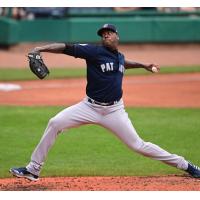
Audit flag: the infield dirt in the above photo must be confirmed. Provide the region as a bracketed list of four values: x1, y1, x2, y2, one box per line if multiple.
[1, 175, 200, 191]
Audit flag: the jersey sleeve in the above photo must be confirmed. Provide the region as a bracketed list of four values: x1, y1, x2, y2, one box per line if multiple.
[63, 43, 97, 60]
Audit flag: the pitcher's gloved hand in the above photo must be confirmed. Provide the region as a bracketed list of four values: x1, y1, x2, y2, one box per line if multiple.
[27, 52, 50, 79]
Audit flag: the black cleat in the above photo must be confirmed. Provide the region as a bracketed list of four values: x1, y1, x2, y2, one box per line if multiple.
[9, 167, 39, 181]
[186, 162, 200, 178]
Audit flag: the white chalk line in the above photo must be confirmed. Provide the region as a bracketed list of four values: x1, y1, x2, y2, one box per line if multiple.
[0, 83, 22, 91]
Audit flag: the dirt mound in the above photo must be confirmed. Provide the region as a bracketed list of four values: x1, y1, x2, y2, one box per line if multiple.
[1, 175, 200, 191]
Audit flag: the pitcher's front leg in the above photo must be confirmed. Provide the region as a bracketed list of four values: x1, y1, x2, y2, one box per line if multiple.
[27, 101, 99, 176]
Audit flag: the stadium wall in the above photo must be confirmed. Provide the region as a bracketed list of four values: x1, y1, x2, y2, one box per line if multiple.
[0, 15, 200, 45]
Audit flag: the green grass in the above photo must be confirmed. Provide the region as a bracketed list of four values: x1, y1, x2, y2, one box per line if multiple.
[0, 106, 199, 178]
[0, 65, 200, 81]
[0, 68, 86, 81]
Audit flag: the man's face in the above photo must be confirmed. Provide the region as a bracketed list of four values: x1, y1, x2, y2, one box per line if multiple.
[101, 30, 119, 49]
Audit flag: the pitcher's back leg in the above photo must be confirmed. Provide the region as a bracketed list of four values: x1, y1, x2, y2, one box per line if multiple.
[100, 108, 188, 170]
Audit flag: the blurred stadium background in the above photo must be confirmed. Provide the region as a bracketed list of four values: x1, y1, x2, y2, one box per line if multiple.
[0, 7, 200, 68]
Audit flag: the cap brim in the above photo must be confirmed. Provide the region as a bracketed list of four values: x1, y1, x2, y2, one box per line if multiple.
[97, 28, 117, 37]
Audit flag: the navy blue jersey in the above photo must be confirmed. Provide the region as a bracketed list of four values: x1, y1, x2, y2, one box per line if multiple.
[63, 44, 125, 102]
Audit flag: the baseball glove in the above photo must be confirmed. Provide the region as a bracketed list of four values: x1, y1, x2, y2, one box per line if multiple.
[27, 52, 50, 79]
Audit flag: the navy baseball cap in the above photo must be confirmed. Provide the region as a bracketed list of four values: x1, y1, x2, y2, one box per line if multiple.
[97, 24, 118, 36]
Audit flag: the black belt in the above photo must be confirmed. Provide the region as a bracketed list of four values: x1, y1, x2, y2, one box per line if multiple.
[87, 98, 119, 106]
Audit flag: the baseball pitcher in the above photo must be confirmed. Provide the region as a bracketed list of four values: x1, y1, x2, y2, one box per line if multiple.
[10, 24, 200, 181]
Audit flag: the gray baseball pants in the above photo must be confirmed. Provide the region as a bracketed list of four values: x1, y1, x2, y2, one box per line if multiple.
[26, 98, 188, 176]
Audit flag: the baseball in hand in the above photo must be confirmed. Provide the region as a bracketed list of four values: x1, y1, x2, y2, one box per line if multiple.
[152, 66, 158, 73]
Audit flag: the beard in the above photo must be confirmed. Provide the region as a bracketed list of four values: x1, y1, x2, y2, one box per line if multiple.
[102, 39, 118, 50]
